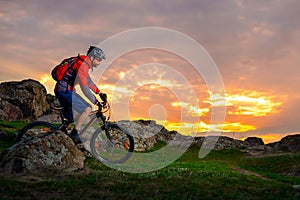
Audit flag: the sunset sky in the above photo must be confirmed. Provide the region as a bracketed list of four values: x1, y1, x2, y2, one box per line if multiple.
[1, 0, 300, 143]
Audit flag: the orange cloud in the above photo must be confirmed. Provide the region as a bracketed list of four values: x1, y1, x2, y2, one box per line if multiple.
[171, 101, 209, 116]
[162, 120, 256, 135]
[204, 90, 283, 117]
[226, 91, 282, 116]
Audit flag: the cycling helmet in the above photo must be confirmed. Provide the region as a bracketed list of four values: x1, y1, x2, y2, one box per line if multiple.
[87, 46, 106, 60]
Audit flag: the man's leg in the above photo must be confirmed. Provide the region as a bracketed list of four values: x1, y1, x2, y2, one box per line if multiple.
[55, 90, 74, 123]
[72, 93, 92, 139]
[55, 90, 83, 144]
[75, 106, 92, 134]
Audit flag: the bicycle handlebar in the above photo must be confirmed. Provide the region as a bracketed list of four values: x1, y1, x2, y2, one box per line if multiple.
[97, 101, 108, 108]
[90, 101, 111, 116]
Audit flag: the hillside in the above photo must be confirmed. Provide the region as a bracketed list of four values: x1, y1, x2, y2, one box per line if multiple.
[1, 121, 300, 199]
[0, 141, 299, 199]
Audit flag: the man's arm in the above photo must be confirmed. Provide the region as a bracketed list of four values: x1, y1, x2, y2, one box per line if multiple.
[87, 76, 100, 94]
[77, 64, 98, 104]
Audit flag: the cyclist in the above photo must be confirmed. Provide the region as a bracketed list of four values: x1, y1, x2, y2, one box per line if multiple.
[54, 46, 107, 144]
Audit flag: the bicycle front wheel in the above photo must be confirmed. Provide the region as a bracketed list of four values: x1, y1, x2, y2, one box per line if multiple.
[90, 123, 134, 164]
[16, 121, 56, 142]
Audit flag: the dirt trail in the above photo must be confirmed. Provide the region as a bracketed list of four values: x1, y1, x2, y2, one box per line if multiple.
[231, 166, 271, 180]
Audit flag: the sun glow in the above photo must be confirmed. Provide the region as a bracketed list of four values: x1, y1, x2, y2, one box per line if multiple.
[163, 120, 256, 135]
[119, 72, 126, 79]
[98, 84, 131, 103]
[171, 101, 209, 116]
[137, 79, 175, 89]
[108, 87, 283, 135]
[205, 90, 283, 116]
[39, 74, 55, 94]
[226, 92, 282, 116]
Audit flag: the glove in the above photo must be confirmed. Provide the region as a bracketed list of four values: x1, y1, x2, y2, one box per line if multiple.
[95, 99, 100, 106]
[99, 93, 107, 102]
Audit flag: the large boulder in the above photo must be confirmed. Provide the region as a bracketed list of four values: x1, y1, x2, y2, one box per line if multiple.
[245, 137, 264, 146]
[117, 120, 176, 151]
[0, 79, 50, 120]
[0, 131, 85, 175]
[0, 97, 23, 120]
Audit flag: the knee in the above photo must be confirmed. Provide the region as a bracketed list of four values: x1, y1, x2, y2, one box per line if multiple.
[85, 106, 92, 114]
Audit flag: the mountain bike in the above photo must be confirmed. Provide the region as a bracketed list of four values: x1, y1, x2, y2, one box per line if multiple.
[16, 102, 134, 164]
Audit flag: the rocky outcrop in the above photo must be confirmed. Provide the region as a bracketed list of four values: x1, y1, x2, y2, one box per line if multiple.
[117, 120, 176, 151]
[87, 120, 300, 154]
[196, 135, 300, 154]
[0, 79, 50, 121]
[45, 94, 60, 114]
[193, 136, 268, 155]
[267, 134, 300, 153]
[0, 131, 85, 175]
[245, 137, 264, 146]
[194, 136, 249, 150]
[107, 121, 300, 154]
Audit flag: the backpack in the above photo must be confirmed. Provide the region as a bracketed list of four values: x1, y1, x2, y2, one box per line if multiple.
[51, 56, 77, 82]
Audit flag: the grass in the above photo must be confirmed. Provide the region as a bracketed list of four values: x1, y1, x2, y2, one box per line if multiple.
[0, 120, 28, 151]
[0, 122, 300, 199]
[239, 153, 300, 185]
[1, 150, 299, 199]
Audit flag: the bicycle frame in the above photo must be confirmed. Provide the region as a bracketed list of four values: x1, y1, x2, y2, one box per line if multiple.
[51, 102, 111, 141]
[78, 103, 111, 140]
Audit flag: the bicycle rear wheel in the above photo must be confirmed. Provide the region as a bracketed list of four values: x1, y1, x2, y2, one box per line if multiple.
[16, 121, 56, 142]
[90, 123, 134, 164]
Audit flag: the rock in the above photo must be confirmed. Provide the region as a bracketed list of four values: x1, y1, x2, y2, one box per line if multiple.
[244, 145, 269, 155]
[194, 136, 248, 150]
[0, 131, 85, 175]
[45, 94, 60, 114]
[0, 79, 49, 121]
[0, 97, 23, 120]
[194, 134, 300, 154]
[116, 120, 176, 151]
[245, 137, 264, 146]
[267, 134, 300, 153]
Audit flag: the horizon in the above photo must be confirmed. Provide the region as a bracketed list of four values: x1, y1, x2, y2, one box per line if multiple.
[1, 0, 300, 144]
[0, 77, 298, 144]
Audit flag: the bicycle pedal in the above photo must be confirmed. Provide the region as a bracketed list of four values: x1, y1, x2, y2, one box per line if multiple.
[76, 143, 85, 149]
[81, 148, 92, 157]
[82, 149, 92, 157]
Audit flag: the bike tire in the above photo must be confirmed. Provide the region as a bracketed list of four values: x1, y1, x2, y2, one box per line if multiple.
[16, 121, 56, 142]
[90, 123, 134, 164]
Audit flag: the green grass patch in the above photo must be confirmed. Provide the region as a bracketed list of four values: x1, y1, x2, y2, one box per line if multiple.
[179, 145, 246, 164]
[0, 120, 29, 130]
[239, 153, 300, 185]
[0, 120, 29, 151]
[1, 156, 299, 200]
